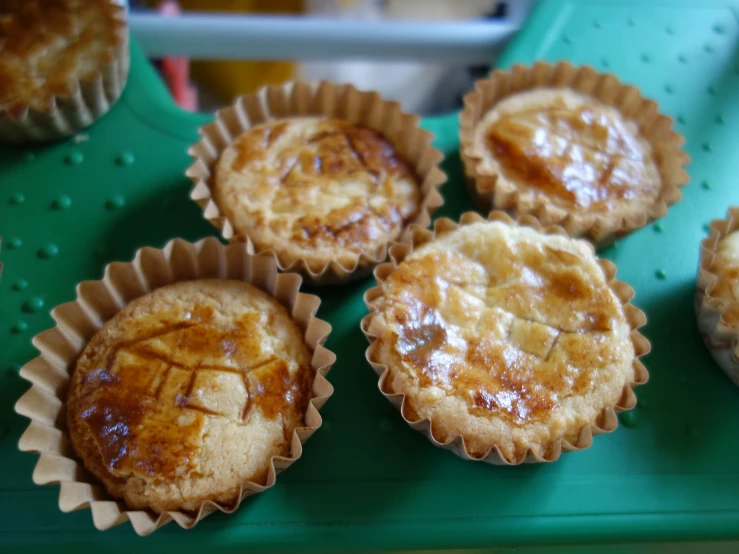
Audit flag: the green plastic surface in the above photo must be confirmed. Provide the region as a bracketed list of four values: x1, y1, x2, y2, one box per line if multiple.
[2, 0, 739, 551]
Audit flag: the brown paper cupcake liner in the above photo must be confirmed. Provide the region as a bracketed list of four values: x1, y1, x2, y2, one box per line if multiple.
[0, 4, 130, 144]
[14, 237, 336, 535]
[696, 206, 739, 386]
[361, 210, 650, 465]
[459, 61, 689, 246]
[186, 80, 446, 285]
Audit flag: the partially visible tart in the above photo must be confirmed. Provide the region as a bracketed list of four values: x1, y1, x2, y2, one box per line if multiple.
[460, 62, 689, 245]
[214, 117, 421, 273]
[364, 214, 648, 463]
[0, 0, 128, 142]
[696, 208, 739, 386]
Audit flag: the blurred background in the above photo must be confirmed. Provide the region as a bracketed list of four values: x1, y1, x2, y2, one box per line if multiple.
[127, 0, 531, 115]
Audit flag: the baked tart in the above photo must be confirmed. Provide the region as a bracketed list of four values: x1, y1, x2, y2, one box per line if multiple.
[188, 81, 446, 284]
[363, 211, 649, 464]
[460, 62, 689, 245]
[697, 207, 739, 386]
[0, 0, 129, 143]
[15, 239, 335, 535]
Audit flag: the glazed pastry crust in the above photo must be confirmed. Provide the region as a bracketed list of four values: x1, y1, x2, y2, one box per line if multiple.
[0, 0, 124, 116]
[214, 117, 421, 273]
[368, 221, 635, 462]
[67, 280, 314, 513]
[471, 88, 661, 220]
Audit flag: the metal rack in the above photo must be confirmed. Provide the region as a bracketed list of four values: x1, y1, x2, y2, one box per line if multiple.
[128, 1, 534, 63]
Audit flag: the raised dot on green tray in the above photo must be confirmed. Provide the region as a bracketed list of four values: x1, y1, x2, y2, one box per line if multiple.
[707, 85, 717, 95]
[13, 279, 28, 290]
[703, 141, 713, 152]
[593, 19, 601, 28]
[665, 25, 674, 35]
[12, 279, 28, 291]
[653, 222, 664, 232]
[9, 192, 24, 205]
[656, 269, 667, 279]
[664, 84, 674, 94]
[677, 115, 686, 124]
[51, 195, 72, 209]
[715, 114, 725, 124]
[562, 34, 572, 44]
[601, 58, 610, 68]
[116, 151, 135, 166]
[11, 321, 28, 334]
[620, 411, 638, 428]
[627, 16, 635, 26]
[65, 151, 84, 165]
[641, 53, 651, 63]
[105, 195, 125, 210]
[38, 244, 59, 259]
[703, 222, 711, 232]
[23, 297, 44, 313]
[701, 180, 711, 190]
[713, 24, 725, 34]
[8, 237, 22, 249]
[704, 44, 714, 53]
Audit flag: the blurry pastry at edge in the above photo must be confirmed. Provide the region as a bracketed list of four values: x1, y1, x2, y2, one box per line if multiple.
[697, 207, 739, 387]
[0, 0, 128, 142]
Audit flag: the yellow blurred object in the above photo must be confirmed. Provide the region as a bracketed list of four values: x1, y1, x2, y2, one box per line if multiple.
[179, 0, 304, 100]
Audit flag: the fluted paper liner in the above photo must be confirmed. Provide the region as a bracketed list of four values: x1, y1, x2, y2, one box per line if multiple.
[459, 61, 689, 246]
[14, 237, 336, 535]
[186, 80, 446, 285]
[696, 206, 739, 386]
[0, 3, 130, 143]
[361, 211, 650, 465]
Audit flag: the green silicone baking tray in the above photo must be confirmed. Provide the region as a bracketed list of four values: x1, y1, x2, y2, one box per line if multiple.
[2, 0, 739, 551]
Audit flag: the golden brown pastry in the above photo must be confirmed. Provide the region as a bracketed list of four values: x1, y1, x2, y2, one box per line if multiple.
[459, 62, 689, 245]
[696, 207, 739, 386]
[213, 117, 422, 273]
[366, 216, 646, 463]
[473, 88, 660, 218]
[0, 0, 128, 142]
[66, 279, 315, 513]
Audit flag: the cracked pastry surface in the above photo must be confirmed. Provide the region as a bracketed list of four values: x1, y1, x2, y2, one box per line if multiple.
[214, 117, 421, 272]
[471, 88, 661, 218]
[368, 221, 635, 462]
[67, 280, 314, 513]
[0, 0, 123, 116]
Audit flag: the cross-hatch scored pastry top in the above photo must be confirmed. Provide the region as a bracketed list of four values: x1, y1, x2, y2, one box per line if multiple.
[369, 221, 635, 463]
[66, 280, 315, 514]
[214, 117, 421, 272]
[473, 88, 661, 214]
[0, 0, 123, 115]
